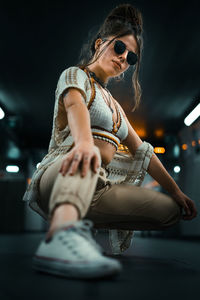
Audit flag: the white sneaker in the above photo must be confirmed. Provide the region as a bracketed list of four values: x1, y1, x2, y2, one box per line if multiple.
[32, 220, 122, 279]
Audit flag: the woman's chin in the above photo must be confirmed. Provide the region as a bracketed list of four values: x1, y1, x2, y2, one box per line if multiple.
[106, 68, 120, 78]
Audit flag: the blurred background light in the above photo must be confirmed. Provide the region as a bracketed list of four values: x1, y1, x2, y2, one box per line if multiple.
[0, 106, 5, 119]
[135, 128, 147, 138]
[173, 144, 180, 158]
[154, 128, 164, 138]
[154, 147, 165, 154]
[184, 103, 200, 126]
[7, 145, 21, 159]
[182, 144, 188, 150]
[6, 165, 19, 173]
[174, 166, 181, 173]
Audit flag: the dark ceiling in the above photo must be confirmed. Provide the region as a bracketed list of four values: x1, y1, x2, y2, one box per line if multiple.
[0, 0, 200, 151]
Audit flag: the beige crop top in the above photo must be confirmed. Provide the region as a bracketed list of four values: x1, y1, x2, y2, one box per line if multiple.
[58, 66, 128, 150]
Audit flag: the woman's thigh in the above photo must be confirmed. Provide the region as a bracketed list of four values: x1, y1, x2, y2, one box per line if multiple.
[86, 184, 182, 230]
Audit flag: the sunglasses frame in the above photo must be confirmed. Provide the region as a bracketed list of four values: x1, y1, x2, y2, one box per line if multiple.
[113, 40, 138, 66]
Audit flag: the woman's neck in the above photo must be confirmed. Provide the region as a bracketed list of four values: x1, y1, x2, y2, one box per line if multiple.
[87, 64, 108, 85]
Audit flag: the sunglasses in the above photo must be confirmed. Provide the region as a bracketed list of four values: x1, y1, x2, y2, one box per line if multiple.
[113, 40, 138, 66]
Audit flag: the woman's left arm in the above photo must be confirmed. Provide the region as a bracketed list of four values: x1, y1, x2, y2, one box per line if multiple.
[117, 101, 198, 221]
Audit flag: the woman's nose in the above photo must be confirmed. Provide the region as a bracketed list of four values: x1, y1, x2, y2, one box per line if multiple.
[118, 50, 128, 62]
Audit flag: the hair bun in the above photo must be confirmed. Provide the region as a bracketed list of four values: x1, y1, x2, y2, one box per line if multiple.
[106, 3, 143, 35]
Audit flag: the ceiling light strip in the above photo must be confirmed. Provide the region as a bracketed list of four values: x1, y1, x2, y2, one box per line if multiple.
[184, 103, 200, 126]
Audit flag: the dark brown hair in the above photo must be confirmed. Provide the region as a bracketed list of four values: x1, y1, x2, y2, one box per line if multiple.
[78, 3, 143, 112]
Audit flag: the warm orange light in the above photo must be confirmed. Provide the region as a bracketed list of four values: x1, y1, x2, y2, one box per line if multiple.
[182, 144, 188, 150]
[144, 180, 160, 189]
[192, 141, 196, 147]
[27, 178, 31, 185]
[154, 147, 165, 154]
[128, 118, 147, 138]
[154, 129, 164, 138]
[135, 128, 147, 138]
[198, 139, 200, 145]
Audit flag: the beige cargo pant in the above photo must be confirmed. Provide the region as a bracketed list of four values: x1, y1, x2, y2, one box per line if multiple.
[38, 146, 181, 230]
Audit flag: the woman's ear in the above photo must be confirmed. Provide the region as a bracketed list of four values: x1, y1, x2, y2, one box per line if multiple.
[94, 38, 103, 50]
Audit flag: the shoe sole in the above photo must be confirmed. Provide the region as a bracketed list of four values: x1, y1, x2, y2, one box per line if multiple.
[32, 256, 122, 279]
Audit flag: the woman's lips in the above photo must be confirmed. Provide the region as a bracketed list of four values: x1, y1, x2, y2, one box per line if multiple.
[112, 60, 121, 69]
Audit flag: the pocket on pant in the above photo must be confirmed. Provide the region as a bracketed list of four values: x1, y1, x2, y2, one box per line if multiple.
[90, 167, 110, 206]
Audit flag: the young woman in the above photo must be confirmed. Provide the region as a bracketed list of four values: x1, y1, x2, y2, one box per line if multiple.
[23, 3, 197, 279]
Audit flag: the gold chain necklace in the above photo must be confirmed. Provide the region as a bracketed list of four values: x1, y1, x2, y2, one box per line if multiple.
[85, 67, 114, 113]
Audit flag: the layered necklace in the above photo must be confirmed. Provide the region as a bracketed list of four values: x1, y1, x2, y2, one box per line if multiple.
[86, 67, 114, 114]
[86, 68, 107, 89]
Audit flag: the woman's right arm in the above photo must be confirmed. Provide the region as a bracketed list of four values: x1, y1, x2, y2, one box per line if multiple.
[59, 88, 100, 177]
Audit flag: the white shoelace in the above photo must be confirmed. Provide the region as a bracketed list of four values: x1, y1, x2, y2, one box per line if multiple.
[61, 220, 103, 254]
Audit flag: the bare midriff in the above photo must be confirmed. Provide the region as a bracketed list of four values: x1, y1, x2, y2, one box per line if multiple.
[93, 138, 116, 166]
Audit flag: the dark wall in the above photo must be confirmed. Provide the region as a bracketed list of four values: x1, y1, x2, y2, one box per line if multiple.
[0, 180, 26, 232]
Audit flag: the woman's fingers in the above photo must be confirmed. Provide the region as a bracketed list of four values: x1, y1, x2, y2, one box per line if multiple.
[59, 152, 93, 177]
[68, 153, 82, 176]
[182, 199, 198, 220]
[186, 199, 198, 218]
[184, 202, 191, 216]
[59, 147, 101, 177]
[59, 155, 72, 175]
[81, 151, 100, 177]
[81, 154, 91, 177]
[172, 190, 198, 221]
[92, 154, 101, 173]
[59, 153, 81, 176]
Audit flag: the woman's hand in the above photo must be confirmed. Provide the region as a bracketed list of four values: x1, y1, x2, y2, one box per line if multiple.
[59, 142, 100, 177]
[171, 189, 198, 221]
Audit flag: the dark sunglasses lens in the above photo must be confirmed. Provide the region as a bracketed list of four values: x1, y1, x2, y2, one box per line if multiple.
[114, 40, 126, 54]
[127, 51, 138, 65]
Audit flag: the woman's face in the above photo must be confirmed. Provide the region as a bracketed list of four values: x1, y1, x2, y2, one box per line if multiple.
[94, 34, 138, 79]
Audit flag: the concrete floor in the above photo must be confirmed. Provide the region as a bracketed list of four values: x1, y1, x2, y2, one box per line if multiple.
[0, 231, 200, 300]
